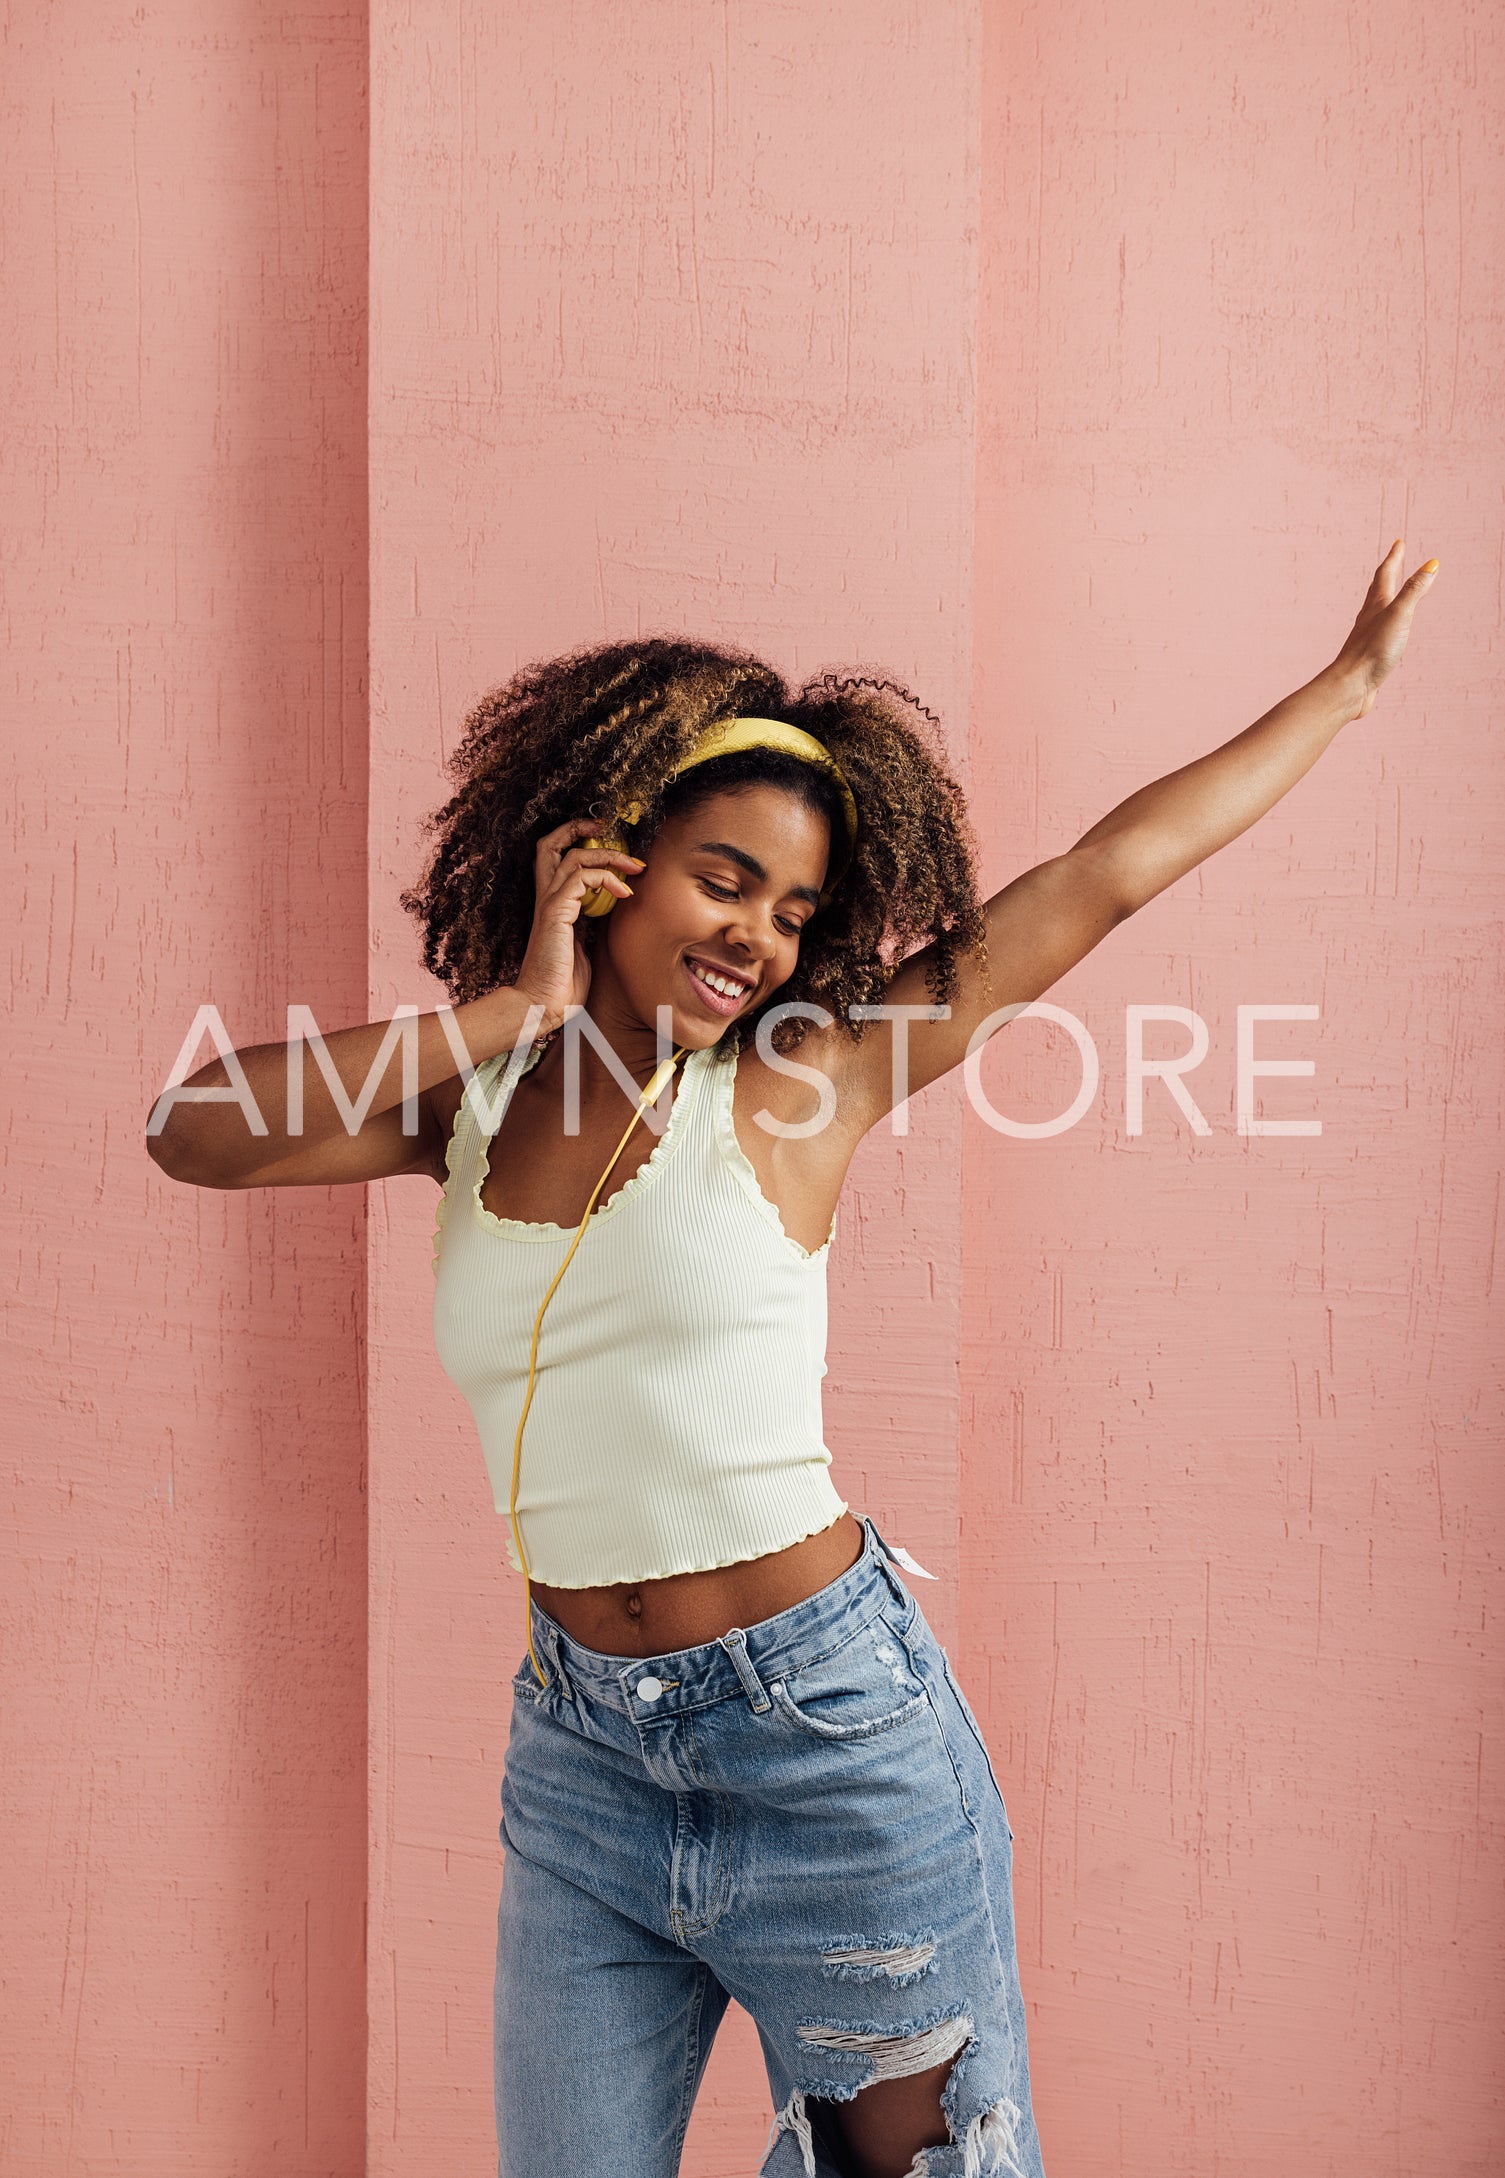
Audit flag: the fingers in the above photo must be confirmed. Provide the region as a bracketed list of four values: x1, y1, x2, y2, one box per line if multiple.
[547, 843, 645, 905]
[534, 819, 645, 891]
[1363, 541, 1440, 621]
[1365, 537, 1405, 610]
[563, 843, 645, 879]
[1386, 558, 1441, 624]
[574, 867, 635, 903]
[534, 814, 624, 862]
[538, 815, 605, 851]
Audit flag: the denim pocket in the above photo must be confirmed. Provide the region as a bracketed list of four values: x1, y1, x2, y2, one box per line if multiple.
[767, 1617, 932, 1742]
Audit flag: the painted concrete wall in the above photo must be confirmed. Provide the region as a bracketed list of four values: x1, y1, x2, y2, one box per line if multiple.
[2, 5, 368, 2174]
[965, 1, 1505, 2171]
[6, 2, 1500, 2174]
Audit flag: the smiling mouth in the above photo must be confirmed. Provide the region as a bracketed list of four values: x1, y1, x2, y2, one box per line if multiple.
[684, 956, 756, 1015]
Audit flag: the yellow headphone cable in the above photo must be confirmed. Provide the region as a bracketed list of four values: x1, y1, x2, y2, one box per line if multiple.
[507, 1044, 687, 1687]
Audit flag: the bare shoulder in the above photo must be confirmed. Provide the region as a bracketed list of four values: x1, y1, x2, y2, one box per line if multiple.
[730, 1024, 848, 1127]
[728, 1026, 868, 1234]
[733, 1012, 886, 1139]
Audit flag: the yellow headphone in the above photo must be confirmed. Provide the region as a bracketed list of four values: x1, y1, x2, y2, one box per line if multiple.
[579, 715, 858, 917]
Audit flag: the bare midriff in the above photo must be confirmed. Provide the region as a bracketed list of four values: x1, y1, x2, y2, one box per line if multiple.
[530, 1509, 865, 1659]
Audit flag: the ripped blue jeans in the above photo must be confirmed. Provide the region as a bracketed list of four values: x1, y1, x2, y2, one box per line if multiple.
[495, 1518, 1047, 2177]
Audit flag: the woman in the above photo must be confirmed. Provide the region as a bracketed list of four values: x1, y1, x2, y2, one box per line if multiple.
[149, 543, 1436, 2178]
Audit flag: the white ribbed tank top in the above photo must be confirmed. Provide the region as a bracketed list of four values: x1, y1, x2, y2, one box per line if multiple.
[430, 1041, 849, 1588]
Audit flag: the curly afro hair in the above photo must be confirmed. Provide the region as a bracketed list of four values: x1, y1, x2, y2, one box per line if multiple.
[400, 636, 988, 1051]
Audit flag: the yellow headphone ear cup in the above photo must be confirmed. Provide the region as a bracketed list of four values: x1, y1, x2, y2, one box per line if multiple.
[579, 828, 627, 917]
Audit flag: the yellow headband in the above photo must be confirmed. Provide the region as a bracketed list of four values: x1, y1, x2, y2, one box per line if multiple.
[665, 715, 858, 905]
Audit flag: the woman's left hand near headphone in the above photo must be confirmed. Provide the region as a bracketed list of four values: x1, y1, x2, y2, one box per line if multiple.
[511, 818, 645, 1032]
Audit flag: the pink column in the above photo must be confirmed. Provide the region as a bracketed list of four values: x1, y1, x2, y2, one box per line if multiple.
[366, 3, 979, 2169]
[967, 1, 1504, 2170]
[1, 4, 368, 2173]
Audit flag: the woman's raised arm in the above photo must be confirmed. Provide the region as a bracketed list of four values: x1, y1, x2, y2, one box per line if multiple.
[836, 541, 1440, 1124]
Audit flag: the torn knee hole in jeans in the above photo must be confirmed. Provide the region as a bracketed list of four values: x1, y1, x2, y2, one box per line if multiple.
[766, 2017, 1030, 2178]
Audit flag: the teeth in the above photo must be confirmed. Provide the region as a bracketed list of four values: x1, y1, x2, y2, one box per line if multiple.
[691, 961, 748, 1000]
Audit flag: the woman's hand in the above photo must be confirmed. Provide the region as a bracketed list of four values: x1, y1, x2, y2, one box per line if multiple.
[1332, 540, 1440, 720]
[512, 818, 645, 1030]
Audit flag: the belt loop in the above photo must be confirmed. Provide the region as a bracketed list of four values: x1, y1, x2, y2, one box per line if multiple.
[719, 1627, 773, 1714]
[544, 1620, 576, 1703]
[865, 1518, 912, 1607]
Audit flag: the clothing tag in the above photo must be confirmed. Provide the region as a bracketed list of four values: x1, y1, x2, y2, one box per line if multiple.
[888, 1543, 939, 1580]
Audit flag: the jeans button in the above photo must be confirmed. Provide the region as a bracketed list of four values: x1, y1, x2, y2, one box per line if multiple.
[636, 1675, 664, 1702]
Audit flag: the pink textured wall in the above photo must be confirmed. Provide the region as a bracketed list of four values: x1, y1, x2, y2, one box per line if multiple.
[366, 5, 977, 2169]
[965, 1, 1504, 2172]
[3, 7, 368, 2173]
[7, 3, 1501, 2174]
